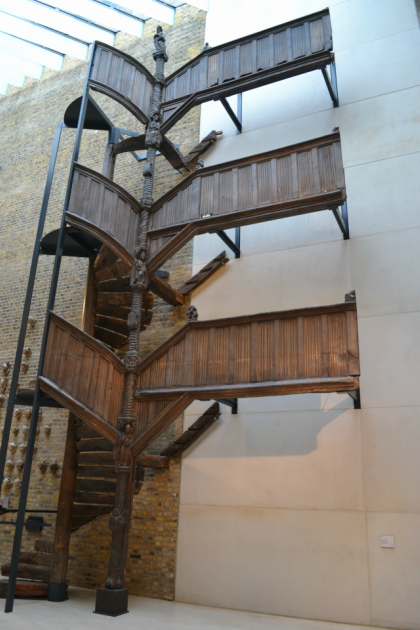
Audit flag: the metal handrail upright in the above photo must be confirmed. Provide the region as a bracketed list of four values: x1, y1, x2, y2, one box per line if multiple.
[0, 121, 64, 490]
[4, 41, 97, 613]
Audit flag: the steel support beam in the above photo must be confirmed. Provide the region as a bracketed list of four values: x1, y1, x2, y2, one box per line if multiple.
[215, 229, 240, 258]
[331, 203, 349, 240]
[321, 61, 339, 108]
[4, 43, 96, 615]
[215, 95, 242, 133]
[348, 388, 360, 410]
[215, 398, 238, 414]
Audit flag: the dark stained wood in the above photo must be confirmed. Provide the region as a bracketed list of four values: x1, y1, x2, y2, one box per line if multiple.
[1, 563, 51, 582]
[77, 465, 115, 479]
[77, 437, 114, 452]
[178, 251, 229, 296]
[135, 301, 360, 401]
[132, 393, 193, 456]
[76, 478, 116, 493]
[136, 454, 169, 469]
[77, 452, 114, 465]
[161, 402, 220, 458]
[94, 326, 127, 349]
[67, 163, 142, 267]
[112, 134, 146, 156]
[147, 135, 345, 271]
[184, 130, 222, 165]
[94, 246, 119, 273]
[74, 492, 115, 505]
[149, 274, 184, 307]
[35, 540, 54, 554]
[72, 505, 112, 518]
[49, 413, 78, 586]
[41, 312, 125, 441]
[0, 579, 49, 598]
[159, 135, 188, 171]
[18, 551, 53, 567]
[95, 260, 130, 282]
[90, 43, 153, 125]
[96, 276, 131, 293]
[161, 10, 333, 133]
[76, 424, 102, 440]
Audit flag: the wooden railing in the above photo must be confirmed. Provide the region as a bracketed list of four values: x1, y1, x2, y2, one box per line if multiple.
[161, 10, 333, 132]
[40, 313, 125, 442]
[135, 300, 359, 401]
[148, 133, 345, 267]
[89, 43, 153, 125]
[67, 163, 141, 267]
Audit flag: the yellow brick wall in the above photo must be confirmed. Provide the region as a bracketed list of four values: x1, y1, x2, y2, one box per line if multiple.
[0, 5, 206, 599]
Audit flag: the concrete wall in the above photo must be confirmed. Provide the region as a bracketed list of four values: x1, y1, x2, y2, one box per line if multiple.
[175, 0, 420, 627]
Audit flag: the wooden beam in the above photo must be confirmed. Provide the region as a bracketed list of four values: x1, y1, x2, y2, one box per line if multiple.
[149, 274, 184, 307]
[160, 402, 220, 458]
[178, 251, 228, 296]
[136, 454, 169, 469]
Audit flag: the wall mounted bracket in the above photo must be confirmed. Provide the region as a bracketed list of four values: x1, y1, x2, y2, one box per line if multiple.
[214, 95, 242, 133]
[213, 227, 241, 258]
[348, 388, 360, 409]
[330, 202, 349, 239]
[215, 398, 238, 414]
[320, 60, 339, 107]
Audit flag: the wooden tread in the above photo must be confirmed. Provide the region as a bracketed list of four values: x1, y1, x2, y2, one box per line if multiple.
[0, 579, 49, 598]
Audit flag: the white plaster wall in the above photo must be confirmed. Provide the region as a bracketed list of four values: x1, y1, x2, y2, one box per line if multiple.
[175, 1, 420, 628]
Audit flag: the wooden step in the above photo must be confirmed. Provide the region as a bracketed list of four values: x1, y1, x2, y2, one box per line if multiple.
[76, 424, 103, 440]
[77, 465, 115, 479]
[18, 551, 53, 567]
[71, 515, 101, 531]
[77, 438, 114, 452]
[72, 504, 112, 517]
[76, 478, 116, 493]
[77, 451, 114, 465]
[35, 539, 54, 554]
[1, 563, 51, 582]
[74, 491, 115, 505]
[0, 579, 49, 598]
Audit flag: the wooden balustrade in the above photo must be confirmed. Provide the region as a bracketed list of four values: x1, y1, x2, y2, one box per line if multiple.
[135, 300, 359, 402]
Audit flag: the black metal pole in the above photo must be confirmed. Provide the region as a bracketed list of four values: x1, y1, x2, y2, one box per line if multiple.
[237, 93, 242, 135]
[4, 42, 96, 613]
[0, 122, 63, 492]
[235, 227, 241, 259]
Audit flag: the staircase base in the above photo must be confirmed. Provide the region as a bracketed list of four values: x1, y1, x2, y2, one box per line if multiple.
[94, 587, 128, 616]
[0, 579, 48, 599]
[48, 582, 68, 601]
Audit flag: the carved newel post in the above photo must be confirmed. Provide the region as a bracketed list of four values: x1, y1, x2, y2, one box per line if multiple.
[95, 26, 168, 617]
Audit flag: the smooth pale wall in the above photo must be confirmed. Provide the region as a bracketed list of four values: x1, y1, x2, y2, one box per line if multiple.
[175, 0, 420, 628]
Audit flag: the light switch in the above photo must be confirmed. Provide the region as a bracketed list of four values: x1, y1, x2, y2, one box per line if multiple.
[380, 535, 395, 548]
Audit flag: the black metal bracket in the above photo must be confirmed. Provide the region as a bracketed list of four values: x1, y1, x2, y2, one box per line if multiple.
[215, 95, 242, 133]
[348, 388, 361, 410]
[330, 203, 349, 240]
[320, 61, 339, 108]
[215, 398, 238, 414]
[214, 227, 241, 258]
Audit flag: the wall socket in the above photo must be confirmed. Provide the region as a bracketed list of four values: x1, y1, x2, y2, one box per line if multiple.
[380, 535, 395, 548]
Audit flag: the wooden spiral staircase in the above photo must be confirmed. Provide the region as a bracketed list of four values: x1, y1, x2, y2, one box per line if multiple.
[1, 10, 360, 611]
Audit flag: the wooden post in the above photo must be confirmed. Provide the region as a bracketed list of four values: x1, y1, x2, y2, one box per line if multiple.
[47, 413, 78, 601]
[48, 260, 96, 601]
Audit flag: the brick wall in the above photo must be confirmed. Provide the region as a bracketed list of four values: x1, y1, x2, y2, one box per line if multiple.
[0, 5, 206, 600]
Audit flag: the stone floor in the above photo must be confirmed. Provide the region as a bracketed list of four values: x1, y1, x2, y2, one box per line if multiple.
[0, 587, 390, 630]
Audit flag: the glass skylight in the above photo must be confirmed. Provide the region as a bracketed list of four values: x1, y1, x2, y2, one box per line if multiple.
[113, 0, 175, 25]
[0, 31, 64, 70]
[38, 0, 144, 38]
[0, 64, 25, 87]
[0, 13, 89, 60]
[0, 78, 9, 95]
[1, 0, 115, 45]
[0, 49, 43, 79]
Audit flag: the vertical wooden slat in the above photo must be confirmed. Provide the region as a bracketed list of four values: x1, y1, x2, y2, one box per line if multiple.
[297, 317, 305, 379]
[227, 326, 235, 384]
[207, 327, 215, 385]
[250, 322, 258, 382]
[346, 310, 360, 376]
[321, 314, 330, 377]
[273, 319, 280, 381]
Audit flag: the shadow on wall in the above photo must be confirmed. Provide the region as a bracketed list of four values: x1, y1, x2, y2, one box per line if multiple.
[186, 394, 354, 458]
